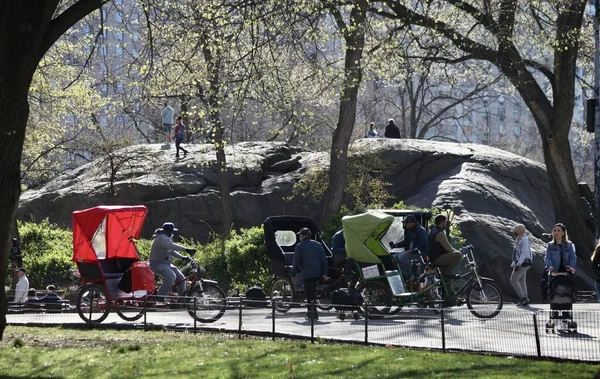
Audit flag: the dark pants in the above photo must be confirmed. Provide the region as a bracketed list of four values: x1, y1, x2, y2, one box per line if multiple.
[303, 277, 319, 317]
[175, 137, 188, 156]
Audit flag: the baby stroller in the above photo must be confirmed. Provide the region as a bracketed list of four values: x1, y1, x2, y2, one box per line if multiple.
[545, 273, 577, 333]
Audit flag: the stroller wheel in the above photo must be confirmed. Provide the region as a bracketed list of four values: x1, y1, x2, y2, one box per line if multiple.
[338, 313, 346, 321]
[353, 312, 360, 321]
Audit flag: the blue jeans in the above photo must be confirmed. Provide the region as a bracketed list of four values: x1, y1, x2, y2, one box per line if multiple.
[393, 251, 420, 280]
[150, 262, 186, 296]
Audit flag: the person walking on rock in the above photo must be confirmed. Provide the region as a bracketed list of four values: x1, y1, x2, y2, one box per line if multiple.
[174, 116, 189, 158]
[511, 224, 533, 306]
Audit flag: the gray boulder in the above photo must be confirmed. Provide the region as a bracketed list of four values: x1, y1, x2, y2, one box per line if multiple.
[17, 139, 594, 301]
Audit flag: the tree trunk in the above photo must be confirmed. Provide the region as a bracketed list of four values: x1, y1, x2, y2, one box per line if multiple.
[321, 0, 367, 224]
[542, 129, 593, 258]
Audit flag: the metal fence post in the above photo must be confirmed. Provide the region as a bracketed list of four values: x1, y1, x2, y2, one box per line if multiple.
[193, 296, 197, 334]
[310, 302, 315, 344]
[238, 297, 243, 339]
[272, 297, 276, 340]
[143, 295, 147, 331]
[441, 309, 446, 353]
[364, 305, 369, 346]
[533, 313, 542, 358]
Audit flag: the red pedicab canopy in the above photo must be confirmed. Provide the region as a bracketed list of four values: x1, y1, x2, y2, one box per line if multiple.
[72, 205, 148, 263]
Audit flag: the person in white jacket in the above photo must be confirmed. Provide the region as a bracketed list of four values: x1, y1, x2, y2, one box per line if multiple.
[14, 267, 29, 303]
[511, 224, 533, 306]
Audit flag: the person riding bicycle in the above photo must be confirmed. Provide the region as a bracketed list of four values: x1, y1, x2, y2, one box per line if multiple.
[149, 222, 196, 300]
[428, 214, 463, 306]
[389, 214, 428, 281]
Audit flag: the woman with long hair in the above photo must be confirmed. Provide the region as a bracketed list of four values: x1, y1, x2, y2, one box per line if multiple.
[544, 223, 577, 275]
[592, 242, 600, 302]
[511, 224, 533, 306]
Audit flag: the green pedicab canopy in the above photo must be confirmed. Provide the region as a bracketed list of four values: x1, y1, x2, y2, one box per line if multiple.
[342, 211, 395, 264]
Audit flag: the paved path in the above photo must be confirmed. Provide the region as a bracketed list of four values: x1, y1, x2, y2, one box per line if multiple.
[7, 302, 600, 362]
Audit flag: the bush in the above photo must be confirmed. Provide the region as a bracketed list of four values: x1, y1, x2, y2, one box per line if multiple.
[181, 227, 271, 293]
[18, 219, 74, 289]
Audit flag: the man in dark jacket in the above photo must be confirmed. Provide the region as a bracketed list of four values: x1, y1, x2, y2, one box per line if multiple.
[292, 227, 329, 320]
[390, 214, 428, 280]
[384, 118, 401, 138]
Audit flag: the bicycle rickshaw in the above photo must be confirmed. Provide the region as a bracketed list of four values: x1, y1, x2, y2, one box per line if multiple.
[264, 216, 345, 312]
[72, 205, 226, 324]
[342, 210, 504, 318]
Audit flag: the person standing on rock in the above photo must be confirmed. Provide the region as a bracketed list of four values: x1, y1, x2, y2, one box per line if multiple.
[384, 118, 401, 139]
[161, 102, 174, 145]
[511, 224, 533, 306]
[174, 116, 189, 158]
[365, 122, 378, 138]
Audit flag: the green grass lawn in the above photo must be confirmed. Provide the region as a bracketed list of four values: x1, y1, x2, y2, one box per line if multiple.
[0, 326, 598, 379]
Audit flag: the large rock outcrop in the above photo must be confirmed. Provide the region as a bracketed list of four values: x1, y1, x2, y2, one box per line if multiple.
[17, 139, 594, 301]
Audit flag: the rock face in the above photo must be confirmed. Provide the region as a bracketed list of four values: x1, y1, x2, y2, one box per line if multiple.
[17, 139, 593, 301]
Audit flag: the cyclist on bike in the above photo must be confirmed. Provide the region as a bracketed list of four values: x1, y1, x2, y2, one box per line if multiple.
[149, 222, 196, 300]
[428, 214, 463, 306]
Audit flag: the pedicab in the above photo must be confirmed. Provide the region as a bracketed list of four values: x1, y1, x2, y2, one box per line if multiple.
[342, 210, 504, 318]
[264, 216, 349, 313]
[72, 205, 226, 324]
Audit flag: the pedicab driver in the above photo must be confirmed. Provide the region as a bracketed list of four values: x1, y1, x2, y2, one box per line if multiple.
[149, 222, 196, 299]
[291, 227, 329, 320]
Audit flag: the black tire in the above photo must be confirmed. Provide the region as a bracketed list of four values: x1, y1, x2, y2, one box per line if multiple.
[356, 280, 393, 316]
[76, 284, 110, 324]
[187, 283, 226, 323]
[316, 292, 333, 311]
[115, 300, 145, 321]
[465, 279, 503, 318]
[270, 277, 293, 313]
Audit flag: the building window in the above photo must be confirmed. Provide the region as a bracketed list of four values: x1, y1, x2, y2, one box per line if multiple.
[101, 84, 108, 95]
[115, 0, 123, 4]
[115, 31, 124, 41]
[82, 25, 91, 34]
[100, 45, 107, 56]
[115, 46, 123, 56]
[132, 31, 140, 41]
[514, 124, 521, 137]
[498, 123, 505, 135]
[115, 12, 122, 23]
[116, 82, 124, 92]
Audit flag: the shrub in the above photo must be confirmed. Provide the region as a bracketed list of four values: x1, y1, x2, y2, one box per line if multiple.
[18, 220, 75, 289]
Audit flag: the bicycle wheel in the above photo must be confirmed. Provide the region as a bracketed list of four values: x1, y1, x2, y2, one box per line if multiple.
[115, 299, 145, 322]
[187, 283, 226, 323]
[270, 277, 293, 313]
[465, 279, 503, 318]
[76, 284, 110, 324]
[356, 280, 393, 315]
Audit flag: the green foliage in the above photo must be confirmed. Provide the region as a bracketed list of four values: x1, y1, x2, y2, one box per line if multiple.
[18, 220, 75, 289]
[180, 227, 271, 293]
[224, 227, 271, 291]
[293, 153, 392, 212]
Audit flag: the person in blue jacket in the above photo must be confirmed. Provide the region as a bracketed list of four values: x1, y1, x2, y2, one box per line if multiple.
[292, 227, 329, 320]
[544, 223, 577, 275]
[389, 214, 428, 280]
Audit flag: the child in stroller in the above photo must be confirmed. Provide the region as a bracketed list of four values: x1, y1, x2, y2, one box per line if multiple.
[545, 272, 577, 333]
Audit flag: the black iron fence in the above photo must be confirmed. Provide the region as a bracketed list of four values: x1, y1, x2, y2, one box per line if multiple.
[7, 299, 600, 363]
